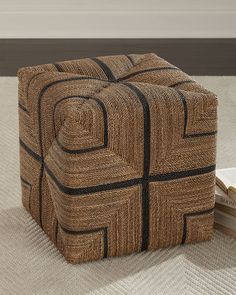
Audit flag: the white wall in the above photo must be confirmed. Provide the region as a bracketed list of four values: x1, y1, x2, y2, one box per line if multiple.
[0, 0, 236, 38]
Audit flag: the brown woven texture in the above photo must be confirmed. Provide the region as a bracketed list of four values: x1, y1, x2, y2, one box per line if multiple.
[18, 53, 217, 264]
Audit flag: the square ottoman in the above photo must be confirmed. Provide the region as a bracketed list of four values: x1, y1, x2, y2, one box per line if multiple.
[18, 53, 217, 264]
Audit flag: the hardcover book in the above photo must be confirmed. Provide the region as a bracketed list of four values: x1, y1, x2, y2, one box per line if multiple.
[216, 168, 236, 201]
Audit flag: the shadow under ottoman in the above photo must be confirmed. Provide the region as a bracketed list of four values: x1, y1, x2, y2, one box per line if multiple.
[18, 53, 217, 264]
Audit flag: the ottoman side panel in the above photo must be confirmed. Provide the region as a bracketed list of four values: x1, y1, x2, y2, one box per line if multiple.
[125, 82, 217, 249]
[46, 180, 143, 264]
[42, 82, 147, 263]
[149, 172, 215, 249]
[143, 85, 217, 174]
[18, 68, 65, 244]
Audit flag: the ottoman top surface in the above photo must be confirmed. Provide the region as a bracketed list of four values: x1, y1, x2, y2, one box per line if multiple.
[18, 53, 213, 97]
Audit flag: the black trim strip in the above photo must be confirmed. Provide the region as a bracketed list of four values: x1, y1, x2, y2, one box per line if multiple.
[54, 63, 64, 72]
[45, 162, 142, 195]
[185, 131, 217, 138]
[20, 176, 31, 187]
[149, 165, 215, 182]
[176, 89, 217, 138]
[181, 207, 214, 244]
[126, 55, 135, 66]
[61, 225, 105, 235]
[90, 98, 108, 147]
[117, 67, 179, 82]
[18, 102, 29, 113]
[26, 72, 46, 104]
[123, 83, 151, 179]
[53, 95, 108, 154]
[178, 89, 188, 136]
[57, 142, 104, 154]
[91, 57, 116, 82]
[60, 225, 108, 258]
[20, 140, 215, 194]
[122, 82, 151, 251]
[55, 220, 59, 244]
[38, 166, 44, 227]
[19, 72, 46, 117]
[20, 139, 42, 162]
[103, 228, 108, 258]
[20, 176, 32, 210]
[169, 80, 195, 88]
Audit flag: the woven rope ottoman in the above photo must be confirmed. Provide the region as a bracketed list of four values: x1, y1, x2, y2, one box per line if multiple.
[18, 53, 217, 264]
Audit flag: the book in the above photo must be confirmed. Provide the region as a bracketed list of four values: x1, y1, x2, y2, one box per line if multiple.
[216, 204, 236, 218]
[214, 185, 236, 238]
[214, 223, 236, 239]
[216, 168, 236, 201]
[215, 185, 236, 209]
[214, 209, 236, 232]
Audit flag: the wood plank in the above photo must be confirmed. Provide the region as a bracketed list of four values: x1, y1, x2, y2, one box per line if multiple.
[1, 39, 236, 76]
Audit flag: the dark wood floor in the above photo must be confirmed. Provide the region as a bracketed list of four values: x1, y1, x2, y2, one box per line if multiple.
[1, 39, 236, 76]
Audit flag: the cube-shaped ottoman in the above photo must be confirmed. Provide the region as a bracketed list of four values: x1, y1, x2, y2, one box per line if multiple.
[18, 53, 217, 264]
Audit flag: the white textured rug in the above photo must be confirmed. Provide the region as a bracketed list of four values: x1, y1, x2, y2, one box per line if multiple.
[0, 77, 236, 295]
